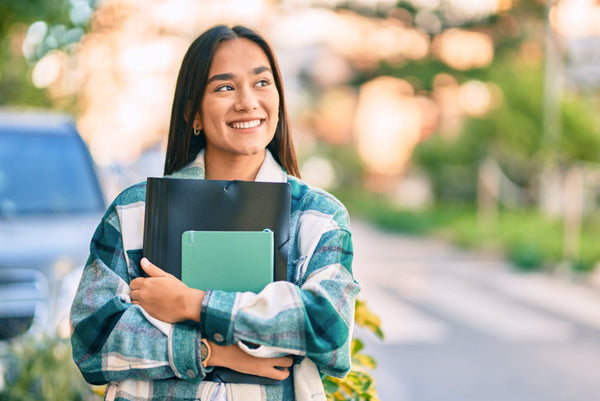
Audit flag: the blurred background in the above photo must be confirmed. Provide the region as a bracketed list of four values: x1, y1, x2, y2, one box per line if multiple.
[1, 0, 600, 400]
[4, 0, 600, 273]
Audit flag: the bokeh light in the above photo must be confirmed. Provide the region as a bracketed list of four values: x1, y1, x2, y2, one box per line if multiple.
[550, 0, 600, 39]
[354, 76, 423, 177]
[432, 28, 494, 70]
[312, 87, 358, 145]
[31, 51, 64, 89]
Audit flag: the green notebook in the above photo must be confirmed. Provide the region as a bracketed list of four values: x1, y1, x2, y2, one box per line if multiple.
[181, 230, 274, 293]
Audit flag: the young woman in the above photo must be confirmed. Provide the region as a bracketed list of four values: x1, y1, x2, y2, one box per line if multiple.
[70, 24, 360, 401]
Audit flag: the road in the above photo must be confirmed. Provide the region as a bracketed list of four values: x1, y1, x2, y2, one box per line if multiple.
[351, 220, 600, 401]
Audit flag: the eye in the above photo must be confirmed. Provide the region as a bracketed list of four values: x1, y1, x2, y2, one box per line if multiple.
[216, 84, 233, 92]
[256, 79, 271, 87]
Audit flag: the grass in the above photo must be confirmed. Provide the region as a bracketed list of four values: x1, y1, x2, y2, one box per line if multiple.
[334, 188, 600, 274]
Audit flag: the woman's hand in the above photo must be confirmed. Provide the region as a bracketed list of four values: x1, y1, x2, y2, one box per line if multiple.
[208, 342, 293, 381]
[130, 258, 205, 323]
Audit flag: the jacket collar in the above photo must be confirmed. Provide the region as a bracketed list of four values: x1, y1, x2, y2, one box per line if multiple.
[170, 149, 287, 183]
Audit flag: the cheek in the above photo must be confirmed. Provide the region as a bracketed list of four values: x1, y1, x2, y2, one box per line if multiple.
[264, 89, 280, 114]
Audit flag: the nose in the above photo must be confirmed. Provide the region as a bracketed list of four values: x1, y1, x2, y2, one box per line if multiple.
[234, 86, 258, 112]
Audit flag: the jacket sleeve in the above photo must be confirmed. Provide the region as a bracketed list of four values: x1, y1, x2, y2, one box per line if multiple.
[199, 205, 360, 378]
[70, 199, 208, 385]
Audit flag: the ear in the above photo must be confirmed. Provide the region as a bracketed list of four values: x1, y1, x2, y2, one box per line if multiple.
[193, 113, 203, 131]
[184, 101, 203, 131]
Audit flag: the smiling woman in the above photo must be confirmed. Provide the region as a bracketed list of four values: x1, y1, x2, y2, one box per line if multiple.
[69, 24, 360, 401]
[194, 38, 281, 181]
[164, 25, 299, 181]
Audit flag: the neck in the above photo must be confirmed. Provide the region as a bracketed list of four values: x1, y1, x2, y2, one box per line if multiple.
[204, 149, 266, 181]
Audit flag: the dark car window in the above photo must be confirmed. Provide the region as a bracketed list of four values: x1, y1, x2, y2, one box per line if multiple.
[0, 131, 104, 215]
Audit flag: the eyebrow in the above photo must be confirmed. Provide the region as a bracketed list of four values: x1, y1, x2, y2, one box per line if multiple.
[207, 66, 272, 84]
[252, 66, 272, 75]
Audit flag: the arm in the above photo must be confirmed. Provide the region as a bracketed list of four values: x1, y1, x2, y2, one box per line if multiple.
[70, 199, 205, 385]
[207, 341, 292, 381]
[200, 206, 360, 377]
[119, 190, 360, 378]
[129, 258, 294, 381]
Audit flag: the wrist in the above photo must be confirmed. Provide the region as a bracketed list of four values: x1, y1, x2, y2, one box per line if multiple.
[205, 341, 226, 368]
[201, 338, 212, 368]
[184, 288, 205, 322]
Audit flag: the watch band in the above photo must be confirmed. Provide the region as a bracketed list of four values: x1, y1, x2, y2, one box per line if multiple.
[201, 338, 212, 368]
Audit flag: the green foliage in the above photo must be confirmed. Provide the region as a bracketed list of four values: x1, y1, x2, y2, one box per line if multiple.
[0, 334, 101, 401]
[376, 1, 600, 210]
[0, 0, 97, 107]
[0, 0, 71, 102]
[353, 300, 384, 340]
[336, 186, 600, 273]
[487, 63, 544, 158]
[413, 128, 487, 204]
[323, 300, 383, 401]
[0, 0, 70, 36]
[559, 94, 600, 163]
[410, 55, 550, 203]
[508, 240, 546, 270]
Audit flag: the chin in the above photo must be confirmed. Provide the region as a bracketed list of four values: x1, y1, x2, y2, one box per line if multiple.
[236, 144, 269, 156]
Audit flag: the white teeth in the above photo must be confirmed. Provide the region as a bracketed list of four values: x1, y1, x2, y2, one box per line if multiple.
[230, 120, 261, 129]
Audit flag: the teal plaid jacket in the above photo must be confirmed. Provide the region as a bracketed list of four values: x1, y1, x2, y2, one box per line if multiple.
[70, 152, 360, 401]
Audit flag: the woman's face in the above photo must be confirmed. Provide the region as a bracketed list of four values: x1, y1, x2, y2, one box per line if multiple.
[196, 38, 280, 161]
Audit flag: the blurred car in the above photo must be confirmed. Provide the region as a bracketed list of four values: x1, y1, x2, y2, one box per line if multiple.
[0, 111, 105, 341]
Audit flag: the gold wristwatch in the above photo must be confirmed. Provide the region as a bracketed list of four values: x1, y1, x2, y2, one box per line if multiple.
[200, 339, 212, 368]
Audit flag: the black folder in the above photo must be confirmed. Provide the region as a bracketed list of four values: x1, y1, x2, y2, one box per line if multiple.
[143, 177, 291, 282]
[142, 177, 291, 386]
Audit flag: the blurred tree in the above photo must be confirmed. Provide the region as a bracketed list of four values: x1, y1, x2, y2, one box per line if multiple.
[0, 334, 101, 401]
[0, 0, 96, 106]
[0, 0, 69, 39]
[378, 0, 600, 205]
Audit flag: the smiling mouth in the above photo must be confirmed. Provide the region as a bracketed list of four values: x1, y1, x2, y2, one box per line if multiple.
[229, 119, 263, 129]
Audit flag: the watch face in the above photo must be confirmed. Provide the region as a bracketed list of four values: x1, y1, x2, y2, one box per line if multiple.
[200, 341, 208, 362]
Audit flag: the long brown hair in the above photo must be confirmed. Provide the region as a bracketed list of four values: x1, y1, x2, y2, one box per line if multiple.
[163, 25, 300, 178]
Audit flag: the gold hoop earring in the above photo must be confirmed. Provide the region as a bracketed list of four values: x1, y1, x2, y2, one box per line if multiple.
[193, 127, 200, 136]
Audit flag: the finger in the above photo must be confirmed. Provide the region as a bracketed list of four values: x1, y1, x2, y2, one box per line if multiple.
[269, 366, 289, 381]
[130, 277, 142, 290]
[273, 356, 294, 368]
[140, 257, 167, 277]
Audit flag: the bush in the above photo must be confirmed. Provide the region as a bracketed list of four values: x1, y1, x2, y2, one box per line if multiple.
[323, 300, 383, 401]
[508, 240, 545, 270]
[0, 334, 100, 401]
[335, 187, 600, 275]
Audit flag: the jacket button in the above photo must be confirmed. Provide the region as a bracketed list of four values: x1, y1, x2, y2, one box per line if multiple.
[213, 333, 224, 342]
[186, 369, 196, 379]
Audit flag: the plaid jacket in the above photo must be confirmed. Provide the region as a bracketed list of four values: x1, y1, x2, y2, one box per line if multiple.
[70, 151, 360, 400]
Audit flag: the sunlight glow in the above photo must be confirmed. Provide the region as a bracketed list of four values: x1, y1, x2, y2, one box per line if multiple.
[58, 0, 505, 166]
[550, 0, 600, 38]
[326, 13, 430, 69]
[432, 73, 463, 138]
[458, 80, 493, 117]
[313, 87, 358, 145]
[432, 28, 494, 70]
[445, 0, 498, 23]
[409, 0, 508, 23]
[301, 156, 337, 190]
[32, 51, 64, 88]
[354, 77, 423, 176]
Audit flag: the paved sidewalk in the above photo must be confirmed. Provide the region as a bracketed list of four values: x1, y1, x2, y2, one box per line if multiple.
[349, 219, 600, 401]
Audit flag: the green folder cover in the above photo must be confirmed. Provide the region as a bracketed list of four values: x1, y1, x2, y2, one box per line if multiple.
[181, 230, 274, 293]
